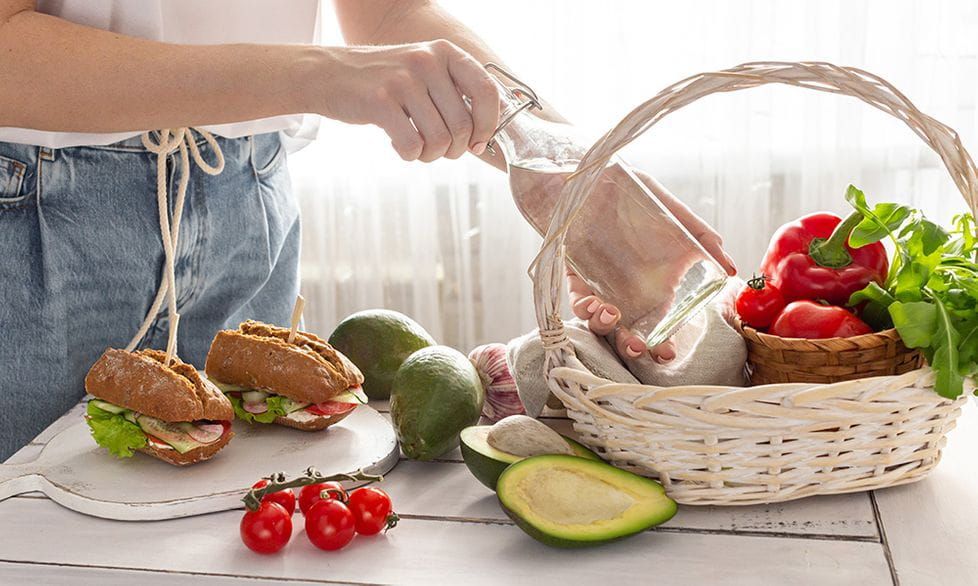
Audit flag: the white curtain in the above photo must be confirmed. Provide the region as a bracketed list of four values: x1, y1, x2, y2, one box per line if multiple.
[291, 0, 978, 350]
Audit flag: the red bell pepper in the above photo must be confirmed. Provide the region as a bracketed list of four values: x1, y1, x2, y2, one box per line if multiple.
[768, 301, 873, 339]
[759, 212, 888, 305]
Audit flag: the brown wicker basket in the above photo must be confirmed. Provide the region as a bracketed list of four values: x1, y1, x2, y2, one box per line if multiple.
[738, 322, 924, 385]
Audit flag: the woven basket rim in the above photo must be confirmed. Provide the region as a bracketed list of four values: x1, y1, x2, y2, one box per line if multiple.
[736, 320, 904, 346]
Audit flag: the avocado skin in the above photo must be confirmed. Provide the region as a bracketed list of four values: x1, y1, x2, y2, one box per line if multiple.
[460, 438, 511, 490]
[459, 425, 604, 490]
[390, 346, 485, 460]
[328, 310, 435, 400]
[496, 454, 678, 548]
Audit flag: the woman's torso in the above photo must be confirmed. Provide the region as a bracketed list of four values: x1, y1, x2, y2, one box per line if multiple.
[0, 0, 321, 150]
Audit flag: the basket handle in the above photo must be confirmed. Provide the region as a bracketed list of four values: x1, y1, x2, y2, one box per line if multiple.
[530, 60, 978, 349]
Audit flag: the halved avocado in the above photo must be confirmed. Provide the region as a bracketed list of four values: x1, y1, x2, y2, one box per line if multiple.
[460, 425, 602, 490]
[497, 454, 677, 548]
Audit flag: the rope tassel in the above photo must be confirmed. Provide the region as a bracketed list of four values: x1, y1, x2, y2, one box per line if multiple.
[125, 128, 225, 365]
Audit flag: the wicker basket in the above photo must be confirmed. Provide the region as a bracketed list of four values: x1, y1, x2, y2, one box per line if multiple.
[738, 323, 924, 385]
[531, 61, 974, 505]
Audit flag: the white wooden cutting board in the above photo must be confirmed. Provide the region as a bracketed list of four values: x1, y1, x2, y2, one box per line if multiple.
[0, 405, 398, 521]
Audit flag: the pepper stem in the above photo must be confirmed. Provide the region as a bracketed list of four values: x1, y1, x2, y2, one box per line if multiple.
[808, 211, 863, 268]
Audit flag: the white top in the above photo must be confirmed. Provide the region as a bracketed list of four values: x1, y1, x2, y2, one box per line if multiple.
[0, 0, 321, 151]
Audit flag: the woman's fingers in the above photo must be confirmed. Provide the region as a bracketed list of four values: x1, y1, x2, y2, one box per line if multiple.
[325, 41, 499, 162]
[377, 106, 424, 162]
[588, 303, 620, 337]
[444, 46, 499, 153]
[650, 339, 676, 363]
[613, 327, 648, 360]
[404, 91, 453, 162]
[426, 78, 473, 160]
[572, 294, 602, 320]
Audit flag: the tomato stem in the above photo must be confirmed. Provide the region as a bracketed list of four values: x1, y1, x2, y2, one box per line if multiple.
[243, 467, 383, 512]
[746, 274, 768, 290]
[384, 512, 400, 533]
[808, 211, 863, 268]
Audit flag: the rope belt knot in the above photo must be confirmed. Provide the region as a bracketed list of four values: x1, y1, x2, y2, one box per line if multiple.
[125, 128, 226, 363]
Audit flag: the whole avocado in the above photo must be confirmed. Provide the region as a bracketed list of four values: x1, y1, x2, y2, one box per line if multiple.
[390, 345, 485, 460]
[328, 309, 435, 400]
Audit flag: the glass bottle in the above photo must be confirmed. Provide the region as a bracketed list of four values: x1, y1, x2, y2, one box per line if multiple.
[486, 65, 728, 349]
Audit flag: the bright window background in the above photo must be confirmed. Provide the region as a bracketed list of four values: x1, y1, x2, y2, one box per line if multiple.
[291, 0, 978, 350]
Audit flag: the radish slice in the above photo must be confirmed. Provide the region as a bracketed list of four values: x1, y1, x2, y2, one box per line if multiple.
[243, 401, 268, 414]
[186, 423, 225, 444]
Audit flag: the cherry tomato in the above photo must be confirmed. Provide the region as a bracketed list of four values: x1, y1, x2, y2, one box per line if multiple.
[768, 300, 873, 339]
[735, 275, 786, 328]
[347, 487, 397, 536]
[298, 481, 347, 515]
[305, 499, 356, 551]
[252, 479, 297, 516]
[240, 501, 292, 554]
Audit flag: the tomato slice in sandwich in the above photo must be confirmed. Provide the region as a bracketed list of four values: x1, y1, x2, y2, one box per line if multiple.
[305, 387, 365, 417]
[305, 400, 358, 417]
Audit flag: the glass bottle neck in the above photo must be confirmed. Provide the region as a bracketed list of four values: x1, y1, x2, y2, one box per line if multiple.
[489, 77, 589, 173]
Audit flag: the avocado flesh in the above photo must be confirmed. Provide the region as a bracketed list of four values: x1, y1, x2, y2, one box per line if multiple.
[497, 454, 677, 548]
[460, 425, 602, 490]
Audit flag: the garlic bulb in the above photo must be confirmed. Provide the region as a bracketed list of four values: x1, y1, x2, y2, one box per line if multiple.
[468, 343, 525, 423]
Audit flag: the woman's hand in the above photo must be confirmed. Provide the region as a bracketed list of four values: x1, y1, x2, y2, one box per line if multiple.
[569, 170, 736, 362]
[319, 40, 500, 162]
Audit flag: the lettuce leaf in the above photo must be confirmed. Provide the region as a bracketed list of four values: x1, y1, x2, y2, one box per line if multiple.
[227, 393, 291, 424]
[86, 401, 147, 458]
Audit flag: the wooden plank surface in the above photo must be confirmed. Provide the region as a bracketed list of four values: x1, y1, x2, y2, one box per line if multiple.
[0, 562, 332, 586]
[0, 498, 891, 586]
[381, 460, 878, 538]
[874, 401, 978, 586]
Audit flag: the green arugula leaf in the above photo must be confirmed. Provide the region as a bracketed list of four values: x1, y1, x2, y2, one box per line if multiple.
[844, 188, 977, 397]
[227, 393, 291, 424]
[848, 282, 896, 330]
[888, 301, 937, 348]
[85, 401, 147, 458]
[931, 301, 964, 398]
[849, 203, 912, 248]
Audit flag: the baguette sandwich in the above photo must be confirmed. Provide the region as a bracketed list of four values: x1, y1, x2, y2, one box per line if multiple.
[204, 320, 366, 431]
[84, 348, 235, 466]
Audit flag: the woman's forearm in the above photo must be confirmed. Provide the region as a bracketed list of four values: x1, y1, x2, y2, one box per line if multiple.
[0, 8, 326, 132]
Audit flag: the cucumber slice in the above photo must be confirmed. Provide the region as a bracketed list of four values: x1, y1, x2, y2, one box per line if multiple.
[90, 400, 127, 415]
[241, 390, 269, 403]
[137, 416, 202, 454]
[280, 397, 310, 414]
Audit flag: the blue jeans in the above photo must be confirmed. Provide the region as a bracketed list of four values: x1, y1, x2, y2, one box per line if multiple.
[0, 132, 301, 459]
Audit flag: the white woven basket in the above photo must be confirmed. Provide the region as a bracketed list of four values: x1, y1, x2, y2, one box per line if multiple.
[532, 61, 975, 506]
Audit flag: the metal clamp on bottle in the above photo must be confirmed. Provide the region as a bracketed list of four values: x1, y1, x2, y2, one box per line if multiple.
[484, 63, 543, 156]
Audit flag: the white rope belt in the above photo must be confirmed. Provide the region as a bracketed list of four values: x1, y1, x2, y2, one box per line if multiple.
[124, 128, 226, 363]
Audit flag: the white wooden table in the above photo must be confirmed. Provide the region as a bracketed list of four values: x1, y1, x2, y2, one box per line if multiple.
[2, 399, 975, 585]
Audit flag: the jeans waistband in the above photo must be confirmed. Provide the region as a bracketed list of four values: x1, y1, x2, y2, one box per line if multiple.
[83, 131, 248, 153]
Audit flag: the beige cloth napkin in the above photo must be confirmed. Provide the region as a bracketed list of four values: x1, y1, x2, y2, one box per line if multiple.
[507, 280, 748, 417]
